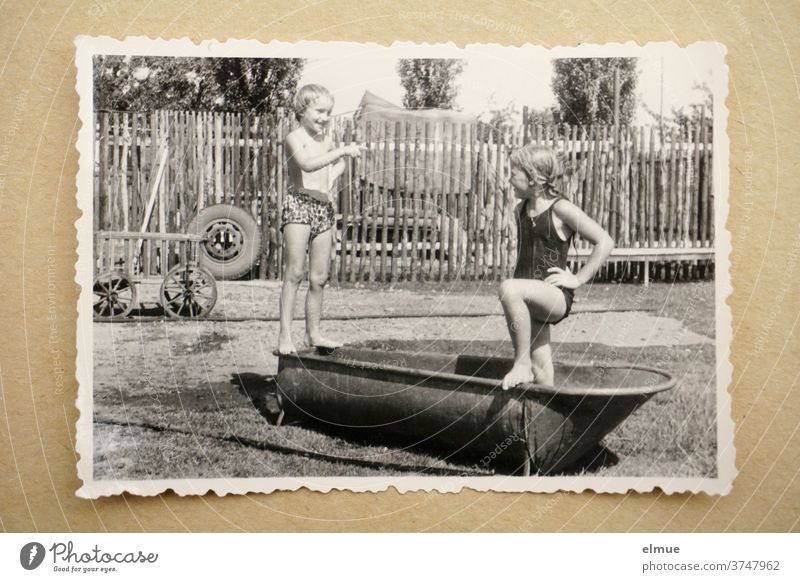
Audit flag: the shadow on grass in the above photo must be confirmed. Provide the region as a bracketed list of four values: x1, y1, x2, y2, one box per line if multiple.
[123, 303, 165, 317]
[555, 444, 620, 476]
[231, 372, 282, 425]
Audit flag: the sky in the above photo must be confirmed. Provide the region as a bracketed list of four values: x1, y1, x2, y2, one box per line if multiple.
[299, 45, 718, 126]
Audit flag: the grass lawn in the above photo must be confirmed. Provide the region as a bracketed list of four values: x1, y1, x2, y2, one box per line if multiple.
[93, 280, 717, 481]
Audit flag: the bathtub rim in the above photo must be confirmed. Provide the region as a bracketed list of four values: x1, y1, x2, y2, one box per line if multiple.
[278, 348, 676, 398]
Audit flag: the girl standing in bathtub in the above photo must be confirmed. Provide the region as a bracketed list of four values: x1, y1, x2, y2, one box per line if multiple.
[500, 145, 614, 389]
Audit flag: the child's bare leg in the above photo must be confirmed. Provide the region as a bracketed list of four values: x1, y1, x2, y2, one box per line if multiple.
[304, 229, 340, 349]
[529, 321, 554, 386]
[499, 279, 534, 389]
[499, 279, 566, 389]
[277, 224, 310, 354]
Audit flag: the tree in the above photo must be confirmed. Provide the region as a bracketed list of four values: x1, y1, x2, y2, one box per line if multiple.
[479, 102, 518, 142]
[644, 81, 713, 139]
[93, 55, 305, 112]
[211, 58, 305, 112]
[551, 58, 638, 125]
[396, 58, 465, 110]
[523, 106, 557, 127]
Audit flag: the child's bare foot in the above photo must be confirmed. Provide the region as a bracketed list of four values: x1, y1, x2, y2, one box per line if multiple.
[502, 362, 534, 390]
[277, 335, 297, 355]
[305, 335, 342, 354]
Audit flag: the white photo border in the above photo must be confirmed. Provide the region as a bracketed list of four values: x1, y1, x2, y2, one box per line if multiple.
[74, 36, 734, 498]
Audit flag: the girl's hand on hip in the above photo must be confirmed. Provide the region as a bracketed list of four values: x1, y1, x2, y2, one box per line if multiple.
[546, 267, 580, 289]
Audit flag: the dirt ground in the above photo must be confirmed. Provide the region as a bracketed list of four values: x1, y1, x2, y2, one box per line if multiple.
[92, 280, 717, 481]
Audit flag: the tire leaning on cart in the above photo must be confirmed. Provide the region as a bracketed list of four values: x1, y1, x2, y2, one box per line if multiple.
[185, 204, 262, 281]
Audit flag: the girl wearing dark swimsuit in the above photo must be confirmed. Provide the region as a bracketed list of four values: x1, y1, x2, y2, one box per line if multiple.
[500, 145, 614, 389]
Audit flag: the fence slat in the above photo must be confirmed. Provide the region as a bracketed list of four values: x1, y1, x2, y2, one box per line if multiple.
[368, 123, 381, 283]
[449, 123, 460, 280]
[477, 124, 488, 278]
[348, 119, 359, 283]
[499, 129, 511, 279]
[619, 126, 628, 246]
[130, 113, 140, 230]
[357, 121, 370, 282]
[409, 123, 421, 281]
[647, 126, 656, 247]
[99, 112, 110, 231]
[438, 123, 449, 283]
[243, 114, 252, 210]
[120, 112, 130, 231]
[676, 127, 686, 245]
[682, 126, 692, 247]
[667, 127, 677, 248]
[111, 112, 121, 232]
[390, 122, 402, 282]
[492, 129, 503, 281]
[380, 122, 391, 282]
[466, 124, 476, 280]
[484, 130, 495, 278]
[447, 122, 458, 280]
[400, 122, 411, 281]
[599, 126, 609, 234]
[702, 109, 712, 246]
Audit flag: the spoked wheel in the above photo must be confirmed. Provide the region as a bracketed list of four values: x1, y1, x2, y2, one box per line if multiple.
[160, 264, 218, 318]
[93, 271, 137, 318]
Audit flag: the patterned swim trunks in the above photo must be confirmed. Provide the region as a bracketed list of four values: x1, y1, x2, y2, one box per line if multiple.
[281, 189, 336, 239]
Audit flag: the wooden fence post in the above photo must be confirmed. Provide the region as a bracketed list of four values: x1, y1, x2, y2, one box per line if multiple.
[400, 121, 411, 281]
[410, 123, 422, 282]
[701, 108, 712, 246]
[368, 122, 381, 283]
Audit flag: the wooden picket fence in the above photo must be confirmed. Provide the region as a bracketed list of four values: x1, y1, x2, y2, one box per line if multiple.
[93, 109, 714, 282]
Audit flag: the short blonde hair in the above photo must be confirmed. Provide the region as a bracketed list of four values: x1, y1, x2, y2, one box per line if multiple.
[509, 145, 563, 193]
[293, 84, 334, 121]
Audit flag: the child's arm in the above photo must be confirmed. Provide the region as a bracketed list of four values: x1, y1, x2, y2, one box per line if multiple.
[285, 133, 363, 173]
[327, 157, 346, 192]
[547, 201, 614, 289]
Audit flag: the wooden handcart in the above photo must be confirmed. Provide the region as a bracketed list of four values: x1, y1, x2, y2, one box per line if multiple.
[93, 231, 218, 319]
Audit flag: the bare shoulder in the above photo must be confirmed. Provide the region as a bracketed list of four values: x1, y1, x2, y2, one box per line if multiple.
[551, 197, 581, 218]
[551, 196, 610, 242]
[284, 129, 304, 156]
[550, 198, 581, 239]
[285, 127, 307, 147]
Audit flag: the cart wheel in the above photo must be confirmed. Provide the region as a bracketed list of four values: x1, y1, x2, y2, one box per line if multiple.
[186, 204, 261, 281]
[93, 271, 137, 318]
[160, 264, 218, 318]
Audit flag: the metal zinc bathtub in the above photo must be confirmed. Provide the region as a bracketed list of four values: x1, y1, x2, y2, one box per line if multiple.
[275, 347, 675, 475]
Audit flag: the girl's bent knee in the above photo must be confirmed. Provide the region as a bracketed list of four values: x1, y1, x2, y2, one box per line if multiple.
[499, 279, 517, 302]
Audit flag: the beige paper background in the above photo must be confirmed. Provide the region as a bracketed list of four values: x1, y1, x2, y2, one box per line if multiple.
[0, 0, 797, 531]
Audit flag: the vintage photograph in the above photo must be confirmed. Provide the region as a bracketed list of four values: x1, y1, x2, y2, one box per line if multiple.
[75, 39, 732, 496]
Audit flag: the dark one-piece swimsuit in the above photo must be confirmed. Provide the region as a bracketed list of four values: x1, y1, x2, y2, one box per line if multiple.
[514, 198, 575, 324]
